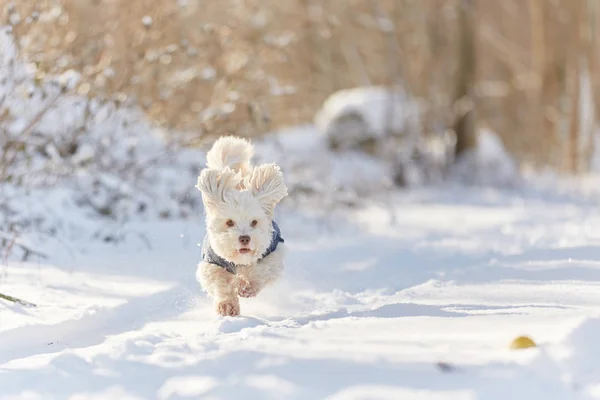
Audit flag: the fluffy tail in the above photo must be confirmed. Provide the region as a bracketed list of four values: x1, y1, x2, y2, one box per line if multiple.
[206, 135, 254, 174]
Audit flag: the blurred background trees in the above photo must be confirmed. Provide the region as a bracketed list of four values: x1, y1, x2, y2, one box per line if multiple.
[2, 0, 599, 172]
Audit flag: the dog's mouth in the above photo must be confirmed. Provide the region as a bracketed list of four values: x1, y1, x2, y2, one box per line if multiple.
[238, 248, 252, 254]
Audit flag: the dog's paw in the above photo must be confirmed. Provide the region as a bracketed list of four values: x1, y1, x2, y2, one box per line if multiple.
[237, 280, 260, 298]
[216, 300, 240, 316]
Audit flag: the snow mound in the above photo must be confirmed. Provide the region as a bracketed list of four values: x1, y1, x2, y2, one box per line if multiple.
[552, 317, 600, 393]
[215, 316, 268, 334]
[157, 376, 218, 399]
[450, 129, 520, 186]
[254, 126, 393, 207]
[314, 86, 420, 158]
[326, 387, 476, 400]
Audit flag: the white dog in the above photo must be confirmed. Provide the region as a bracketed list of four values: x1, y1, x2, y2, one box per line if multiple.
[196, 136, 288, 316]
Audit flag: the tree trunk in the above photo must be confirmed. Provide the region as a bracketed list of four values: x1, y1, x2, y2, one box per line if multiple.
[567, 0, 583, 173]
[454, 0, 478, 159]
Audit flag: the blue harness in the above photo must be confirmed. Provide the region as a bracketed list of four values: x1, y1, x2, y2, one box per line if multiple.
[201, 221, 284, 274]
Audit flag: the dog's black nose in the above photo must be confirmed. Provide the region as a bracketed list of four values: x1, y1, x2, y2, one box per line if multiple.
[239, 235, 251, 246]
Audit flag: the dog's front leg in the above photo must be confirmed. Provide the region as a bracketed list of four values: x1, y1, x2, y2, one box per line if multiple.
[197, 261, 240, 316]
[235, 276, 260, 298]
[236, 245, 285, 298]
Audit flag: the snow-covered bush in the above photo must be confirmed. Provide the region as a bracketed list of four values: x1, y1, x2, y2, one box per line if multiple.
[254, 126, 394, 209]
[450, 129, 520, 186]
[313, 85, 466, 187]
[314, 86, 421, 163]
[312, 82, 519, 189]
[393, 130, 457, 186]
[0, 27, 204, 247]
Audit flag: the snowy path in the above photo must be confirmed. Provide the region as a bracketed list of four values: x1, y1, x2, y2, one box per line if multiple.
[2, 186, 600, 399]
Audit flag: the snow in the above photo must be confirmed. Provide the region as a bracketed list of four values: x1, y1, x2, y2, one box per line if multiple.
[201, 67, 217, 81]
[142, 16, 153, 28]
[8, 12, 21, 26]
[4, 176, 600, 399]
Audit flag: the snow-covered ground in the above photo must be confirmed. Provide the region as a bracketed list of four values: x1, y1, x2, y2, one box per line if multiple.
[3, 174, 600, 399]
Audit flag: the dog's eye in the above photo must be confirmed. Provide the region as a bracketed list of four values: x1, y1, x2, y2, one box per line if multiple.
[251, 220, 258, 227]
[226, 219, 235, 227]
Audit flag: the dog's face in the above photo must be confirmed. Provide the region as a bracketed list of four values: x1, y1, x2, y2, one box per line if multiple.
[197, 164, 287, 266]
[204, 191, 275, 265]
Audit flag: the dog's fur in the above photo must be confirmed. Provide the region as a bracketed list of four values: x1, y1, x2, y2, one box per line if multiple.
[196, 136, 287, 316]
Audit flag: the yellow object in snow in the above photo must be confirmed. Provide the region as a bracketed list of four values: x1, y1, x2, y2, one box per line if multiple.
[510, 336, 537, 349]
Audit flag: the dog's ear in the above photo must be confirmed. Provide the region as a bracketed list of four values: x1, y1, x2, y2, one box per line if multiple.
[245, 163, 288, 216]
[196, 167, 240, 210]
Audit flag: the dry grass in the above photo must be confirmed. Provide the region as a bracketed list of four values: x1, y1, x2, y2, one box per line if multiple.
[3, 0, 599, 170]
